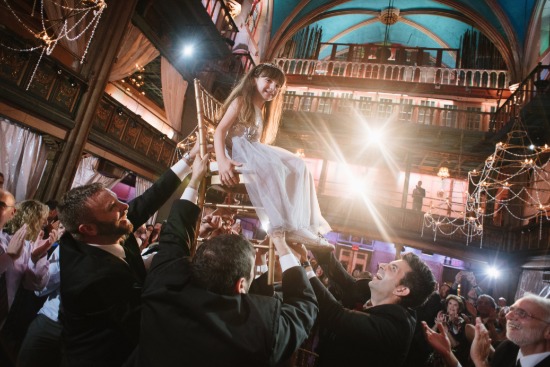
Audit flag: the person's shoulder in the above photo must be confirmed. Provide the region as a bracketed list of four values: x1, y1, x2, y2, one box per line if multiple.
[228, 97, 244, 110]
[369, 303, 414, 319]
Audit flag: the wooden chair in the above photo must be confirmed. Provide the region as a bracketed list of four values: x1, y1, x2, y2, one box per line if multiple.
[191, 78, 276, 284]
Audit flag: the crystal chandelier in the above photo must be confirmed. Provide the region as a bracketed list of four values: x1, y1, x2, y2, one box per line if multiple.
[423, 114, 550, 247]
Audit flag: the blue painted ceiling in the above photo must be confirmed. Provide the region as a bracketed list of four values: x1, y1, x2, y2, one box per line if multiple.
[270, 0, 540, 69]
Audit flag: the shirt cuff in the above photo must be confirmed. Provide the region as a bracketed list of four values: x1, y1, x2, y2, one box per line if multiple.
[171, 160, 192, 181]
[279, 253, 300, 272]
[181, 187, 198, 203]
[306, 270, 316, 279]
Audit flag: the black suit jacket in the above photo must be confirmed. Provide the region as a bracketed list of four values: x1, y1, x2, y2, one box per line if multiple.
[137, 199, 318, 367]
[311, 276, 416, 367]
[59, 169, 182, 367]
[492, 340, 550, 367]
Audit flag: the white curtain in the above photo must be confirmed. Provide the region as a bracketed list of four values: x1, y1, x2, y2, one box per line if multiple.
[109, 23, 160, 82]
[135, 175, 157, 224]
[71, 155, 125, 189]
[161, 56, 188, 133]
[0, 118, 47, 201]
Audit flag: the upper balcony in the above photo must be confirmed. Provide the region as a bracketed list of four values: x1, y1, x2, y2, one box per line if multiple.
[273, 41, 510, 100]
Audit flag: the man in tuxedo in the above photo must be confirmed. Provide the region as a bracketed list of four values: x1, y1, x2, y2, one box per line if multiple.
[299, 248, 436, 367]
[57, 143, 203, 367]
[137, 179, 318, 366]
[424, 293, 550, 367]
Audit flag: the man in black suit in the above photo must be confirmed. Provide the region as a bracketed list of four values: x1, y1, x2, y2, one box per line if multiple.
[137, 190, 318, 365]
[298, 249, 435, 367]
[57, 144, 202, 367]
[424, 292, 550, 367]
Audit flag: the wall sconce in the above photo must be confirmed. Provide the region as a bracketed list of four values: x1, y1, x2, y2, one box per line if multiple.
[437, 166, 450, 179]
[295, 148, 305, 158]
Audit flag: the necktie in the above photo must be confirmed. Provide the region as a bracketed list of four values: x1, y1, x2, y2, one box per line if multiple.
[516, 359, 522, 367]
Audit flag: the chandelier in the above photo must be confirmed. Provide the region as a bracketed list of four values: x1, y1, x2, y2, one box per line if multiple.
[1, 0, 107, 88]
[423, 114, 550, 247]
[467, 120, 550, 240]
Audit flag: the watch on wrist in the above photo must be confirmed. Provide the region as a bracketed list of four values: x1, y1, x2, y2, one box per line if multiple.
[301, 261, 311, 268]
[183, 152, 193, 165]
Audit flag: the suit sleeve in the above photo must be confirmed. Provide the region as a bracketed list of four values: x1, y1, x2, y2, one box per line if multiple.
[270, 267, 318, 365]
[150, 200, 200, 271]
[310, 277, 408, 350]
[312, 250, 370, 307]
[127, 169, 183, 228]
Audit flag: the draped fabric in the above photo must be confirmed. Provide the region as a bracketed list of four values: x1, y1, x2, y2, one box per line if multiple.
[135, 176, 157, 225]
[0, 118, 47, 201]
[70, 156, 125, 189]
[515, 269, 549, 300]
[161, 57, 188, 133]
[108, 23, 160, 82]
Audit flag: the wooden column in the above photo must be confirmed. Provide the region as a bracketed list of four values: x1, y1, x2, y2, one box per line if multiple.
[45, 0, 139, 200]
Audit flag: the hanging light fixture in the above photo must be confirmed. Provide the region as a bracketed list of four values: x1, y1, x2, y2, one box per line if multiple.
[437, 166, 450, 179]
[2, 0, 107, 89]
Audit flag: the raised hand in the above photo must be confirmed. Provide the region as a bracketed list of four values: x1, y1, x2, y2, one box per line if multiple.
[470, 318, 492, 367]
[31, 229, 56, 264]
[7, 224, 28, 260]
[217, 156, 242, 186]
[422, 321, 459, 367]
[189, 153, 210, 189]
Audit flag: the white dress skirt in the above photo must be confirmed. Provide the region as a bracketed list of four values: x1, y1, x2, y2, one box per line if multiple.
[226, 108, 331, 235]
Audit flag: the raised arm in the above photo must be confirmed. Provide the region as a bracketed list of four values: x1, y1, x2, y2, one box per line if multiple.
[151, 154, 209, 269]
[269, 235, 318, 365]
[213, 98, 242, 186]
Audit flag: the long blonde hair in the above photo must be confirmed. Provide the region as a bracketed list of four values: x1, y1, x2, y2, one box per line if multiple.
[218, 63, 286, 144]
[6, 200, 49, 240]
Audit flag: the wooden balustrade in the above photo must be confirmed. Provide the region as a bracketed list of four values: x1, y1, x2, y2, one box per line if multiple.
[282, 93, 493, 132]
[274, 58, 509, 89]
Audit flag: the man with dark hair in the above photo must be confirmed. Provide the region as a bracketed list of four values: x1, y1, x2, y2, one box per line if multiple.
[299, 250, 436, 367]
[57, 143, 204, 367]
[137, 194, 318, 366]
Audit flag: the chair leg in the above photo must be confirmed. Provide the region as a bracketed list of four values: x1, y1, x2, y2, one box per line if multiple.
[267, 236, 275, 285]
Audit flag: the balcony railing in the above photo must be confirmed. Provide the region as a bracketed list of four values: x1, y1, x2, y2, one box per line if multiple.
[283, 94, 493, 132]
[274, 58, 509, 89]
[201, 0, 238, 46]
[492, 63, 550, 131]
[318, 195, 550, 254]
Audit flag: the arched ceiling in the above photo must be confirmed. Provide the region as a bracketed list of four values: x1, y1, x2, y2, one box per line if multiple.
[267, 0, 543, 79]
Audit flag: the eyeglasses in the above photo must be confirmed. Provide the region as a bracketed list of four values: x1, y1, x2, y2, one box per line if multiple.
[0, 201, 16, 209]
[507, 306, 550, 324]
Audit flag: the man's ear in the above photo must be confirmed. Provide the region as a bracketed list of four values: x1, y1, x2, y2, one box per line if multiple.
[78, 223, 97, 237]
[234, 277, 248, 294]
[393, 286, 410, 297]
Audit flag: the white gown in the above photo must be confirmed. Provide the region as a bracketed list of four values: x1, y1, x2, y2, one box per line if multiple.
[226, 107, 331, 235]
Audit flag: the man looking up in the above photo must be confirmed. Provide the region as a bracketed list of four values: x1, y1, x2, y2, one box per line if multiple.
[300, 249, 435, 367]
[57, 142, 204, 367]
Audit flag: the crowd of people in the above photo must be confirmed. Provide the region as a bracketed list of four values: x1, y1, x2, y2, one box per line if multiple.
[0, 64, 549, 367]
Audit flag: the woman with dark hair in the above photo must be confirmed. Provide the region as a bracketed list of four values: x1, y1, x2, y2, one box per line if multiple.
[428, 294, 471, 366]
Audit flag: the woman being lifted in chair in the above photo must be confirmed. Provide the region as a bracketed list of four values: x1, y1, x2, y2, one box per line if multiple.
[213, 63, 333, 250]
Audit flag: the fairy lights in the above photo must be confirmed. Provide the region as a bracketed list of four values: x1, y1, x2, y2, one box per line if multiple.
[2, 0, 107, 89]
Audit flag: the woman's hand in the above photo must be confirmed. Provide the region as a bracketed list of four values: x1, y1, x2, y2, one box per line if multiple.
[7, 224, 27, 260]
[217, 156, 242, 186]
[31, 229, 56, 264]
